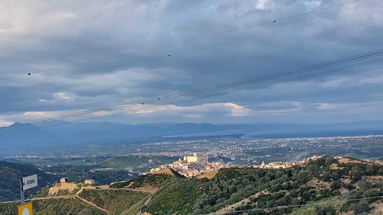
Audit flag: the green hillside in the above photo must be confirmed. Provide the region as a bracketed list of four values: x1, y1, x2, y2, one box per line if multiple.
[140, 156, 383, 215]
[144, 179, 206, 214]
[110, 172, 178, 189]
[2, 156, 383, 215]
[79, 189, 150, 214]
[109, 156, 383, 214]
[0, 161, 57, 201]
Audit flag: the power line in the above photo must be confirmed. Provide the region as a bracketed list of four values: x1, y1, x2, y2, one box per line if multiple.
[0, 53, 380, 143]
[22, 49, 383, 124]
[26, 50, 383, 124]
[0, 0, 373, 129]
[1, 49, 381, 139]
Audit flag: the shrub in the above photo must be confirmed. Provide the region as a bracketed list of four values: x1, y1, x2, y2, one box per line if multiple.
[352, 200, 370, 214]
[314, 205, 336, 215]
[330, 180, 341, 190]
[363, 188, 381, 198]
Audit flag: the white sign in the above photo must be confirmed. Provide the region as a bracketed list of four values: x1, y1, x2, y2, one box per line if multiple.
[22, 175, 38, 191]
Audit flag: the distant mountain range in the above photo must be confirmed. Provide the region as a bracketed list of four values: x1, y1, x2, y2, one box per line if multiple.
[1, 121, 383, 152]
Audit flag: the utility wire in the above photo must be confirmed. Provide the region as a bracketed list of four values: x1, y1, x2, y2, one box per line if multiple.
[0, 0, 372, 128]
[24, 49, 383, 124]
[1, 49, 381, 139]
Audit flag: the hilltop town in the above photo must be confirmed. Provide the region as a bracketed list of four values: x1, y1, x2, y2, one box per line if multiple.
[149, 153, 383, 179]
[3, 155, 383, 215]
[253, 155, 383, 169]
[149, 153, 229, 178]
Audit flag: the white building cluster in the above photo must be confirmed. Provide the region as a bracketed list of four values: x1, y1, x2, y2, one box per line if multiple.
[150, 153, 228, 178]
[253, 155, 323, 169]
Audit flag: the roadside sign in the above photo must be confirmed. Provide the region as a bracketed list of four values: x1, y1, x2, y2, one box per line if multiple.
[21, 175, 38, 191]
[18, 202, 33, 215]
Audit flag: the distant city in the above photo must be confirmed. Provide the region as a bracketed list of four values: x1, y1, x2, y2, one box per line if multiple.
[3, 134, 383, 185]
[4, 134, 383, 163]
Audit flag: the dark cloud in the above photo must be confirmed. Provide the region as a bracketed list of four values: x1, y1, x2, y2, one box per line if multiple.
[1, 0, 383, 125]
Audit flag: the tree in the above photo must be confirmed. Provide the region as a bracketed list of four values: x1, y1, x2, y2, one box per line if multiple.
[330, 180, 341, 190]
[322, 171, 331, 182]
[364, 188, 381, 198]
[352, 200, 370, 214]
[330, 172, 339, 180]
[315, 205, 336, 215]
[352, 171, 363, 181]
[324, 157, 337, 166]
[344, 183, 354, 191]
[357, 180, 372, 191]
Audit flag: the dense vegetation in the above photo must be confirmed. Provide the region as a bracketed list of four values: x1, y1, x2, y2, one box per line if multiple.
[191, 157, 383, 214]
[138, 156, 383, 215]
[79, 189, 150, 214]
[110, 173, 176, 189]
[0, 161, 57, 201]
[2, 156, 383, 214]
[144, 179, 206, 215]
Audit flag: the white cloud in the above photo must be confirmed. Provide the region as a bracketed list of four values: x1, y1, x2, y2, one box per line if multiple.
[0, 3, 77, 39]
[304, 1, 322, 9]
[23, 111, 56, 118]
[0, 120, 13, 127]
[316, 103, 349, 110]
[254, 0, 270, 10]
[124, 101, 304, 118]
[126, 102, 251, 117]
[53, 92, 71, 101]
[224, 103, 251, 116]
[0, 110, 70, 123]
[0, 0, 383, 125]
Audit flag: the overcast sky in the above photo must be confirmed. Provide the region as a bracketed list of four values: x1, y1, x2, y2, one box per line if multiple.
[1, 0, 383, 126]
